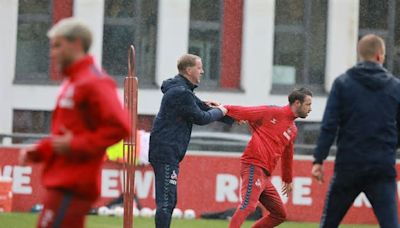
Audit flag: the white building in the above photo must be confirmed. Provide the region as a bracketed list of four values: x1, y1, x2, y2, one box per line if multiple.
[0, 0, 398, 148]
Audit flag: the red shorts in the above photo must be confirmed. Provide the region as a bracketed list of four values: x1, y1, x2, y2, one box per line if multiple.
[37, 189, 96, 228]
[238, 163, 285, 212]
[229, 163, 286, 228]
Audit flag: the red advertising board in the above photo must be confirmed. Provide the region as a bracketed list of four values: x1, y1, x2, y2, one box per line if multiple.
[0, 147, 399, 224]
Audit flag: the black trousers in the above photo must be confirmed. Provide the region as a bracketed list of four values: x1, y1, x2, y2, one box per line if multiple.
[151, 162, 179, 228]
[320, 167, 399, 228]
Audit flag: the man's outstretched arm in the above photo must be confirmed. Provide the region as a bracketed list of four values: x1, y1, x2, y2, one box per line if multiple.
[179, 90, 227, 125]
[196, 98, 234, 125]
[224, 105, 274, 122]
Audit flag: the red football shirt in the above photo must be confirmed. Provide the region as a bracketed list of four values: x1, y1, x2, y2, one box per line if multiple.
[31, 56, 130, 200]
[225, 105, 297, 183]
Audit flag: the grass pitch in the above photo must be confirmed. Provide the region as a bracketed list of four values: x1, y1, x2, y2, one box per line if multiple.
[0, 213, 378, 228]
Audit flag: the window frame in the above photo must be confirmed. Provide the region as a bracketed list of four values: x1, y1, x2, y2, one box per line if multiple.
[102, 0, 158, 88]
[188, 0, 223, 90]
[358, 0, 397, 73]
[271, 0, 328, 95]
[14, 0, 53, 85]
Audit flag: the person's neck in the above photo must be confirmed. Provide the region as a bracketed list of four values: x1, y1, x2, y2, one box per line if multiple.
[360, 58, 383, 66]
[63, 53, 86, 70]
[290, 105, 299, 118]
[70, 53, 86, 65]
[180, 73, 197, 85]
[62, 53, 88, 76]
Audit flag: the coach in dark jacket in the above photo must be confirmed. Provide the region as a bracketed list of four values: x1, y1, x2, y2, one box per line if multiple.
[149, 75, 229, 164]
[312, 34, 400, 228]
[149, 54, 232, 228]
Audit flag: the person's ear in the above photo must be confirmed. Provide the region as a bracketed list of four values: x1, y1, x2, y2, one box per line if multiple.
[376, 49, 385, 63]
[376, 54, 381, 62]
[186, 67, 192, 76]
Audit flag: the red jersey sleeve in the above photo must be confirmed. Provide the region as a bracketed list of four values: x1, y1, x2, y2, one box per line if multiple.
[281, 141, 294, 183]
[224, 105, 272, 122]
[69, 78, 130, 159]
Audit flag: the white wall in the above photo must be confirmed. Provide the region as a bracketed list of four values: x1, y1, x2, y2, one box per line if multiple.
[0, 0, 19, 134]
[325, 0, 359, 92]
[73, 0, 105, 66]
[155, 0, 191, 85]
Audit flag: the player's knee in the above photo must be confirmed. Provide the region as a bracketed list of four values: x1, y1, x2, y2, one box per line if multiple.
[272, 207, 287, 223]
[240, 205, 257, 216]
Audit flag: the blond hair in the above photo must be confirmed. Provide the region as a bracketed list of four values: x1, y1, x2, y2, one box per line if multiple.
[358, 34, 385, 61]
[177, 54, 201, 74]
[47, 17, 92, 53]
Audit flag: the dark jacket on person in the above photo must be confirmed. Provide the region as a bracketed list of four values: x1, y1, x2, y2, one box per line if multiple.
[149, 75, 233, 165]
[314, 61, 400, 176]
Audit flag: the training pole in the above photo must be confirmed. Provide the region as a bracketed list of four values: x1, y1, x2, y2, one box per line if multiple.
[123, 45, 139, 228]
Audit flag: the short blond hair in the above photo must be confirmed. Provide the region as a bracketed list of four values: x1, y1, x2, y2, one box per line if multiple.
[47, 17, 92, 53]
[358, 34, 385, 61]
[177, 54, 201, 74]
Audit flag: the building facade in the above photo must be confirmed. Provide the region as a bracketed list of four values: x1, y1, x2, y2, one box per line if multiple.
[1, 0, 399, 148]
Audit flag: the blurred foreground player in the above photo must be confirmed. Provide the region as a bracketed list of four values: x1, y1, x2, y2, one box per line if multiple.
[227, 88, 313, 228]
[19, 18, 130, 228]
[312, 34, 399, 227]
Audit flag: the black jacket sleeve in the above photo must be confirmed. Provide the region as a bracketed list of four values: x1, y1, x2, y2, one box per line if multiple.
[195, 96, 235, 125]
[178, 90, 225, 125]
[397, 105, 400, 148]
[314, 79, 341, 164]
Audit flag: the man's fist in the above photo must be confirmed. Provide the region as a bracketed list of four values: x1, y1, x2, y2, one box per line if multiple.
[19, 146, 37, 165]
[205, 100, 221, 108]
[52, 127, 73, 154]
[311, 164, 324, 184]
[217, 105, 227, 115]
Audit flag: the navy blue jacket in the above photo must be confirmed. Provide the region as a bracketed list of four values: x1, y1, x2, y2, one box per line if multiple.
[314, 61, 400, 176]
[149, 75, 233, 165]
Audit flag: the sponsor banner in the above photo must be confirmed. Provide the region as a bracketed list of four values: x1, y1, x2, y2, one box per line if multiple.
[0, 147, 399, 224]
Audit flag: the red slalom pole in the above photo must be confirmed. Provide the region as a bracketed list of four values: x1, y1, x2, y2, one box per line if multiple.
[123, 45, 138, 228]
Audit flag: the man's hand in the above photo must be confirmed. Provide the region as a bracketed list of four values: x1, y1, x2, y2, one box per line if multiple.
[19, 146, 37, 166]
[311, 164, 324, 184]
[52, 127, 73, 155]
[237, 120, 248, 125]
[282, 182, 293, 197]
[217, 105, 227, 115]
[205, 100, 221, 108]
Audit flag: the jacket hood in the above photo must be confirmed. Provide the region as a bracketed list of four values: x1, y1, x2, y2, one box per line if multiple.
[347, 61, 391, 91]
[161, 75, 197, 94]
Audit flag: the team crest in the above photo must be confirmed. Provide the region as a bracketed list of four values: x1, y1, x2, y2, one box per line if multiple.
[171, 170, 177, 180]
[59, 86, 75, 108]
[169, 170, 178, 185]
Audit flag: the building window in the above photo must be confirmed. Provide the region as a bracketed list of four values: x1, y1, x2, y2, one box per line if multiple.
[359, 0, 400, 76]
[102, 0, 158, 87]
[12, 110, 51, 144]
[14, 0, 52, 83]
[13, 110, 51, 134]
[188, 0, 222, 88]
[272, 0, 328, 94]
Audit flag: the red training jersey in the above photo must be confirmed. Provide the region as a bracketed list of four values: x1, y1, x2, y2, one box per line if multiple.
[30, 56, 130, 200]
[225, 105, 297, 183]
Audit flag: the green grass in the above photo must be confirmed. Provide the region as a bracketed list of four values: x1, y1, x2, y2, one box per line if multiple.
[0, 213, 378, 228]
